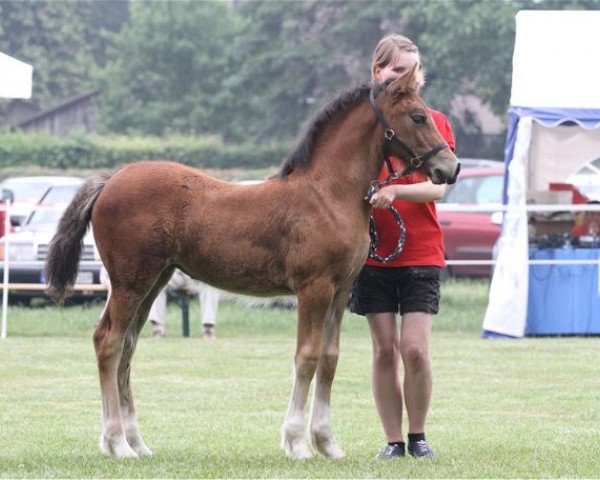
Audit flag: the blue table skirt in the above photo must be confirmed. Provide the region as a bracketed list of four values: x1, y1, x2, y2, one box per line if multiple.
[526, 247, 600, 335]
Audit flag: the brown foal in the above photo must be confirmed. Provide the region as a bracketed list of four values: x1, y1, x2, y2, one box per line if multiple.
[45, 67, 459, 459]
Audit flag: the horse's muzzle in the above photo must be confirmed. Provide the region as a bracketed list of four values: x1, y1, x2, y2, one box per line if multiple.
[429, 161, 461, 185]
[447, 162, 461, 185]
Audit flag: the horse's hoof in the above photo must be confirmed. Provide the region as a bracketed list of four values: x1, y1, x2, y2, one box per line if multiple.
[132, 443, 154, 457]
[313, 437, 346, 459]
[323, 444, 346, 460]
[115, 448, 139, 459]
[126, 435, 154, 457]
[113, 440, 139, 459]
[282, 438, 313, 460]
[101, 436, 139, 459]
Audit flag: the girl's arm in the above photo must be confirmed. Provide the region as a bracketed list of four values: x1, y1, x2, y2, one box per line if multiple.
[369, 181, 446, 209]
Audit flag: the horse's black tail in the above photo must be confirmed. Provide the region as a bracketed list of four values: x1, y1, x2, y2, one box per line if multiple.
[45, 172, 112, 304]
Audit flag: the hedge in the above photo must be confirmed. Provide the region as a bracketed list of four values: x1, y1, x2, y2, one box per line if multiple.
[0, 132, 292, 170]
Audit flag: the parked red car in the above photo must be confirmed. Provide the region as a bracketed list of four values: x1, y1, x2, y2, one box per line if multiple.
[437, 166, 505, 277]
[0, 202, 9, 238]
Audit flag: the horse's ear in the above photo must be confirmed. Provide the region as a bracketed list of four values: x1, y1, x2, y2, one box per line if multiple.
[389, 63, 426, 97]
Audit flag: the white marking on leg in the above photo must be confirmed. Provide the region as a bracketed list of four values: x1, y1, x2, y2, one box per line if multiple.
[310, 384, 345, 459]
[98, 347, 137, 458]
[309, 301, 345, 459]
[122, 410, 153, 457]
[101, 416, 138, 459]
[99, 397, 111, 456]
[118, 329, 153, 457]
[281, 363, 313, 459]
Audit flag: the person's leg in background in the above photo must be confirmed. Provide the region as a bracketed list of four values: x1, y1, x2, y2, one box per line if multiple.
[149, 288, 167, 339]
[200, 284, 220, 339]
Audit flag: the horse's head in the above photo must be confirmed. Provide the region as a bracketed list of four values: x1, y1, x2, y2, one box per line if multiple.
[372, 67, 460, 184]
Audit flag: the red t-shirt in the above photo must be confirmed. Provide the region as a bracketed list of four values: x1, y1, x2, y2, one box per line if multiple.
[365, 108, 456, 268]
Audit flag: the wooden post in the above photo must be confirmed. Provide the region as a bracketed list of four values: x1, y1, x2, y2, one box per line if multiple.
[180, 291, 190, 338]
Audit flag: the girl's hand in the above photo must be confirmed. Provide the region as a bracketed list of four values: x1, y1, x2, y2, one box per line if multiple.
[369, 186, 396, 209]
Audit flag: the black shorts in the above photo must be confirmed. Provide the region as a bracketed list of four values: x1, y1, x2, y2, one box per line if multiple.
[349, 265, 441, 316]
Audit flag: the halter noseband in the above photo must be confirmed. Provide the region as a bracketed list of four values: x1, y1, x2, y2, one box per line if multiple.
[368, 87, 449, 178]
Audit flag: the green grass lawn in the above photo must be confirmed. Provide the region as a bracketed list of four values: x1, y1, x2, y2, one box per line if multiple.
[1, 279, 599, 478]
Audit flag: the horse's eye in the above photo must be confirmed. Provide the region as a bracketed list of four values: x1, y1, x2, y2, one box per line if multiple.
[410, 113, 427, 125]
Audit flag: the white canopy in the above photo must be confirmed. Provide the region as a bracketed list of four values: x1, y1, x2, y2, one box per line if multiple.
[510, 10, 600, 109]
[0, 52, 33, 99]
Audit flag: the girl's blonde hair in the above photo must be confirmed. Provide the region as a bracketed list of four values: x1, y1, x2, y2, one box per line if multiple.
[371, 34, 424, 86]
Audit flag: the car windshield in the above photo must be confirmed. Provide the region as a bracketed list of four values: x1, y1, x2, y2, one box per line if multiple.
[26, 207, 64, 227]
[40, 184, 80, 204]
[444, 174, 504, 204]
[0, 180, 52, 202]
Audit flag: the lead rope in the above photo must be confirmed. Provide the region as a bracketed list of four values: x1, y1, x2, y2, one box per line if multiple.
[367, 175, 407, 263]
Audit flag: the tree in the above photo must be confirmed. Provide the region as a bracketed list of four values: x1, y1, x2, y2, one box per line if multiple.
[97, 1, 241, 136]
[6, 0, 594, 157]
[226, 0, 515, 143]
[226, 0, 600, 150]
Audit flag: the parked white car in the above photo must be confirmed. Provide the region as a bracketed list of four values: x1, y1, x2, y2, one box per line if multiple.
[0, 176, 83, 226]
[0, 182, 104, 303]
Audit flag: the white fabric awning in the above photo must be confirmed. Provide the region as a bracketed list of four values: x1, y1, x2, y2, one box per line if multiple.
[0, 52, 33, 99]
[511, 10, 600, 109]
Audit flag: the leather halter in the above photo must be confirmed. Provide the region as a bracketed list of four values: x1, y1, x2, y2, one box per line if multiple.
[368, 87, 449, 178]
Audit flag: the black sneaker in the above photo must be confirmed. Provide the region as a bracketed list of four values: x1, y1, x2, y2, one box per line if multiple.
[407, 439, 434, 458]
[375, 443, 405, 460]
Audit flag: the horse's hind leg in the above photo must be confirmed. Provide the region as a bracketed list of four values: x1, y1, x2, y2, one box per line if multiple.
[94, 290, 140, 459]
[118, 267, 174, 457]
[309, 287, 349, 459]
[281, 281, 334, 459]
[115, 327, 152, 457]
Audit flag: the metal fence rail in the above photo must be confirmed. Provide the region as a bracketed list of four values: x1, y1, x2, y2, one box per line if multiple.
[0, 201, 598, 338]
[0, 283, 107, 291]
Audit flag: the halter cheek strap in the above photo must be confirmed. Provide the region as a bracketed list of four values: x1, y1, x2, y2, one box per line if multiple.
[368, 89, 448, 177]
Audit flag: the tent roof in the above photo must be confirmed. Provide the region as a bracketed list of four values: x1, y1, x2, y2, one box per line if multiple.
[510, 10, 600, 110]
[509, 106, 600, 130]
[0, 52, 33, 99]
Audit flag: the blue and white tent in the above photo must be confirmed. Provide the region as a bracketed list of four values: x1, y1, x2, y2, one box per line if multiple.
[483, 10, 600, 337]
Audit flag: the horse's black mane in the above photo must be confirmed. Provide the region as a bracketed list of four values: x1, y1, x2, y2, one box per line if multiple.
[276, 81, 386, 178]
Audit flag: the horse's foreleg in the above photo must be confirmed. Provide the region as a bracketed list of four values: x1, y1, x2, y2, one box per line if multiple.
[309, 288, 349, 459]
[281, 282, 333, 459]
[94, 292, 139, 459]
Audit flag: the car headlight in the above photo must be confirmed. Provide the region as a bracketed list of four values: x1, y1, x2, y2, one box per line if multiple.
[0, 242, 36, 261]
